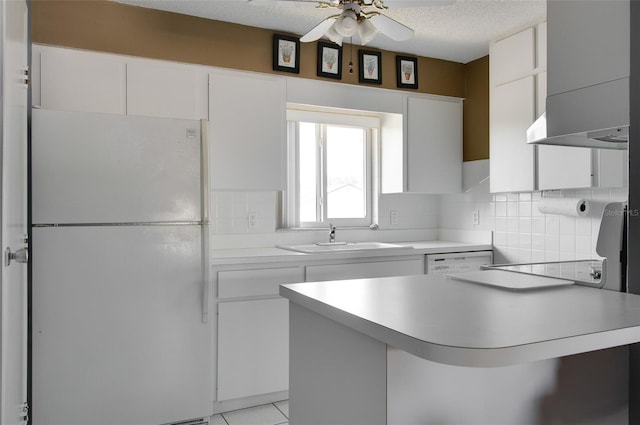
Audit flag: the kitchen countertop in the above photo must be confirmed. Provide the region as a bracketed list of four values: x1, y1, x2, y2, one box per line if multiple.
[280, 273, 640, 367]
[211, 240, 492, 266]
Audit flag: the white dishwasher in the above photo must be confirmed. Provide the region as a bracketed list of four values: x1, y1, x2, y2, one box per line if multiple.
[426, 251, 493, 275]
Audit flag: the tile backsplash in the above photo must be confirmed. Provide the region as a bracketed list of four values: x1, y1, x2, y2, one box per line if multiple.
[210, 191, 439, 235]
[439, 160, 628, 264]
[211, 160, 628, 264]
[211, 191, 278, 234]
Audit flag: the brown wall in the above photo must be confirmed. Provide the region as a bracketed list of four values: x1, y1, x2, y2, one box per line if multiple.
[463, 56, 489, 161]
[31, 0, 489, 159]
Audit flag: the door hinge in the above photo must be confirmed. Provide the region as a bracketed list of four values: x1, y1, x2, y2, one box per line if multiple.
[22, 66, 29, 87]
[20, 402, 29, 424]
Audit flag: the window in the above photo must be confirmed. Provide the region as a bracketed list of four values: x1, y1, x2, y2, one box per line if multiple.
[285, 109, 379, 228]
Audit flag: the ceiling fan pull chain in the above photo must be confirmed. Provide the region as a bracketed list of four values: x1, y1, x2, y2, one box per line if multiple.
[349, 37, 354, 74]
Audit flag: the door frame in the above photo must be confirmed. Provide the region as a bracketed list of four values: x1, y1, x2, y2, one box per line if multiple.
[0, 0, 31, 423]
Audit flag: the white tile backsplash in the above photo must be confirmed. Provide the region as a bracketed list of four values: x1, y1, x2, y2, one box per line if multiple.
[212, 191, 277, 234]
[210, 189, 439, 248]
[442, 191, 627, 263]
[210, 159, 628, 261]
[437, 159, 629, 264]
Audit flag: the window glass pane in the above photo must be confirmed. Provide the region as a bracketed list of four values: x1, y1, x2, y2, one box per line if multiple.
[326, 126, 366, 219]
[298, 122, 318, 222]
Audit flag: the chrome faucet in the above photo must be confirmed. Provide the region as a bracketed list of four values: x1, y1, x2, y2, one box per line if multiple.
[329, 223, 336, 243]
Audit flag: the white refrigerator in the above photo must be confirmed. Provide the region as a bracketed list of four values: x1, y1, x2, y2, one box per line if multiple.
[31, 109, 212, 425]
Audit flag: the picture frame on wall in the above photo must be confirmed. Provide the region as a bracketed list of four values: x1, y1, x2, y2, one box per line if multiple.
[317, 42, 342, 80]
[273, 34, 300, 73]
[358, 50, 382, 85]
[396, 55, 418, 89]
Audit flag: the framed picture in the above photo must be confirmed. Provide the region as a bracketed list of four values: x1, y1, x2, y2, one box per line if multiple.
[317, 42, 342, 80]
[273, 34, 300, 74]
[358, 50, 382, 85]
[396, 55, 418, 89]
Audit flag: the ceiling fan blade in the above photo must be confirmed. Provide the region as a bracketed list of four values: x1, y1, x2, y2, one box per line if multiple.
[379, 0, 454, 7]
[368, 13, 414, 41]
[300, 16, 339, 42]
[249, 0, 336, 7]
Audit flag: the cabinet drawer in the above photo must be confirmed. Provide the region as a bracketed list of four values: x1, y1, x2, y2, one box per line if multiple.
[306, 259, 423, 282]
[218, 267, 304, 299]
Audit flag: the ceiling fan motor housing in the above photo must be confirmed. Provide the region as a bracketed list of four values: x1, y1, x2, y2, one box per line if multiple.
[335, 9, 359, 36]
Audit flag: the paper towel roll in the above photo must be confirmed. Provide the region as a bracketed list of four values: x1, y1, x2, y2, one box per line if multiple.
[537, 198, 590, 217]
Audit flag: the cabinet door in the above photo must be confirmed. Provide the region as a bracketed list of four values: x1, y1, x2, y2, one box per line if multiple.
[595, 149, 627, 189]
[209, 71, 286, 190]
[406, 97, 462, 193]
[547, 0, 629, 97]
[217, 298, 288, 401]
[39, 47, 126, 114]
[126, 62, 207, 120]
[306, 258, 424, 282]
[490, 76, 536, 193]
[490, 27, 535, 86]
[538, 146, 593, 190]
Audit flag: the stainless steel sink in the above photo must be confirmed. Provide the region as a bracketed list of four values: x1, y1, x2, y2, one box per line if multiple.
[277, 241, 408, 254]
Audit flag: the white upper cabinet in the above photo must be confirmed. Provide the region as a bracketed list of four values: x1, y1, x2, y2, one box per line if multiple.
[489, 26, 540, 193]
[37, 46, 126, 114]
[546, 0, 629, 97]
[490, 76, 536, 193]
[490, 27, 536, 86]
[209, 70, 286, 190]
[126, 62, 207, 120]
[406, 96, 462, 194]
[538, 147, 627, 191]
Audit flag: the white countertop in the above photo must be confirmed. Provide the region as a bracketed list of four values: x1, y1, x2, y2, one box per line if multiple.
[211, 240, 492, 266]
[280, 273, 640, 367]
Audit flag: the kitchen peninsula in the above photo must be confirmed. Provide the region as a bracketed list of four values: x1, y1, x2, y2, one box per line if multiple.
[281, 274, 640, 424]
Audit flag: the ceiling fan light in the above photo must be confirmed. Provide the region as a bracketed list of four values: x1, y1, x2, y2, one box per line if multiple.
[326, 22, 344, 46]
[334, 10, 358, 37]
[358, 19, 378, 45]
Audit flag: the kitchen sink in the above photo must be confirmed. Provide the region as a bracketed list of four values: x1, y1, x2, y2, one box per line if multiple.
[277, 241, 409, 254]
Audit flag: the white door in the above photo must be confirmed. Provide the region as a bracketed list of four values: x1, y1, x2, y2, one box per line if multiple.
[1, 0, 29, 424]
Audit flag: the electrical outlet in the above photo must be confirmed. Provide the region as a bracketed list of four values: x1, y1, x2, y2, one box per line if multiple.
[248, 211, 258, 229]
[472, 210, 480, 225]
[390, 210, 399, 225]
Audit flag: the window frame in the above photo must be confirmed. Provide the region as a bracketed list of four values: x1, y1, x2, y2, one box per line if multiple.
[285, 108, 380, 229]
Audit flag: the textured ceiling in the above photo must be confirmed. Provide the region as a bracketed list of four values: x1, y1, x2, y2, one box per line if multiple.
[114, 0, 546, 63]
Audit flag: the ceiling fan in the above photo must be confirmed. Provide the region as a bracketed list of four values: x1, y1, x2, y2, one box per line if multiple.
[250, 0, 453, 46]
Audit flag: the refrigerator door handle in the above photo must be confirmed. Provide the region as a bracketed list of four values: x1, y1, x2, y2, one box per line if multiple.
[201, 119, 210, 224]
[202, 224, 210, 324]
[201, 119, 211, 323]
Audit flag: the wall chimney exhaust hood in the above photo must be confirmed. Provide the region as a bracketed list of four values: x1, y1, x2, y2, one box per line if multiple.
[527, 0, 629, 150]
[526, 77, 629, 150]
[527, 114, 629, 150]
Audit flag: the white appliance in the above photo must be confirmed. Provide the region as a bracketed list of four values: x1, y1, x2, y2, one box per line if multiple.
[31, 109, 212, 425]
[426, 251, 493, 275]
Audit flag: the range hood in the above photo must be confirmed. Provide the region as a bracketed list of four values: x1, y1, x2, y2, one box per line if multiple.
[526, 77, 629, 150]
[527, 113, 629, 150]
[526, 0, 630, 150]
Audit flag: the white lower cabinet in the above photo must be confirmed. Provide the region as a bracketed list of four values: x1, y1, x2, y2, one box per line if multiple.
[215, 266, 303, 402]
[217, 298, 289, 401]
[214, 255, 423, 406]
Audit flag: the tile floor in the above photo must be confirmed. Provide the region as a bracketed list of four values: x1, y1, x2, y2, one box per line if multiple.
[211, 400, 289, 425]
